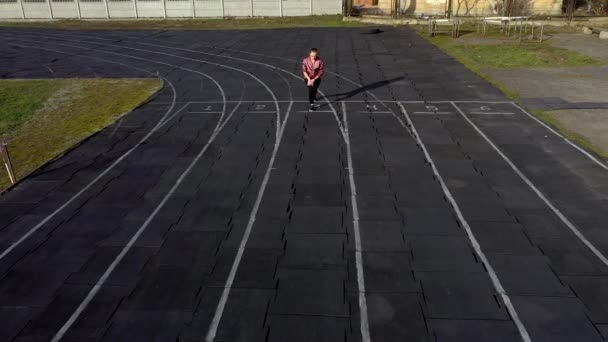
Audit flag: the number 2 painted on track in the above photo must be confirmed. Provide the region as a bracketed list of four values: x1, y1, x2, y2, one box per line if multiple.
[255, 104, 266, 110]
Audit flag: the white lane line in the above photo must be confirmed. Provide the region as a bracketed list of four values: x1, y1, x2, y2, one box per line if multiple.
[108, 117, 124, 138]
[398, 102, 532, 342]
[0, 37, 227, 261]
[451, 102, 608, 267]
[8, 36, 286, 341]
[51, 100, 242, 342]
[0, 43, 179, 263]
[204, 101, 293, 342]
[413, 111, 452, 115]
[342, 101, 372, 342]
[469, 112, 515, 115]
[510, 102, 608, 171]
[356, 111, 393, 114]
[245, 111, 277, 114]
[296, 110, 335, 113]
[187, 111, 224, 114]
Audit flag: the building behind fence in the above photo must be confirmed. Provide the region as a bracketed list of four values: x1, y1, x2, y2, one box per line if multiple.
[353, 0, 563, 16]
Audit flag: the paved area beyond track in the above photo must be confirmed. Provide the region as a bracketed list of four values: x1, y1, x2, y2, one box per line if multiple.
[1, 27, 608, 342]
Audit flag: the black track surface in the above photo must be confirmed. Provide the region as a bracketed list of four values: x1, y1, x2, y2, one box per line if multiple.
[0, 27, 607, 342]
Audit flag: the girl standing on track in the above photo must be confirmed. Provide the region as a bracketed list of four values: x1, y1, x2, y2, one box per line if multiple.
[302, 48, 325, 111]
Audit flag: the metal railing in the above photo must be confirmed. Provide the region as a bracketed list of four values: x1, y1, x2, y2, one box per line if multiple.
[1, 143, 16, 185]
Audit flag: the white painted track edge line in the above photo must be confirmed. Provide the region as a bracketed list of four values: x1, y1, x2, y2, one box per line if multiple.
[510, 102, 608, 171]
[204, 101, 293, 342]
[342, 101, 372, 342]
[397, 102, 532, 342]
[451, 102, 608, 267]
[468, 112, 515, 115]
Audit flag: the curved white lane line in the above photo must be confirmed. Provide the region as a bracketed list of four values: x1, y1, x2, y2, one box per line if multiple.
[0, 42, 180, 263]
[8, 33, 295, 342]
[398, 103, 532, 342]
[6, 32, 282, 141]
[4, 34, 287, 342]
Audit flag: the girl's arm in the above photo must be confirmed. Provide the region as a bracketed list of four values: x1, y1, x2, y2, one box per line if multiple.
[315, 60, 325, 80]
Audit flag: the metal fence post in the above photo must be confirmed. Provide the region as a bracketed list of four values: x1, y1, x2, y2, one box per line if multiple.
[47, 0, 54, 19]
[191, 0, 194, 17]
[104, 0, 110, 18]
[162, 0, 166, 18]
[309, 0, 312, 15]
[18, 0, 25, 19]
[279, 0, 282, 16]
[220, 0, 223, 17]
[1, 143, 16, 185]
[134, 0, 138, 18]
[76, 0, 81, 18]
[250, 0, 253, 16]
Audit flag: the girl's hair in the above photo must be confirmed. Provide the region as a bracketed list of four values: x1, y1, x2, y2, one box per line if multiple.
[310, 48, 319, 53]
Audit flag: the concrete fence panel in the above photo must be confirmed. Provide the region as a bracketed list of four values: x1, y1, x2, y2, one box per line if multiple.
[0, 0, 341, 19]
[195, 0, 222, 16]
[0, 0, 23, 19]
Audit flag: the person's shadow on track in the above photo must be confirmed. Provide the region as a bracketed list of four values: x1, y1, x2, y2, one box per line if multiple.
[320, 77, 405, 106]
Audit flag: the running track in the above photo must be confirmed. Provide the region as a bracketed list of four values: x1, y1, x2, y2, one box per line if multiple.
[0, 27, 608, 342]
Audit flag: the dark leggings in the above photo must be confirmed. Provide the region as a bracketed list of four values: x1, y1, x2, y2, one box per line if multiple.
[305, 78, 321, 104]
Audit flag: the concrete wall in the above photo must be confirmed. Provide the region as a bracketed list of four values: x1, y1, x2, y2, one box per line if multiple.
[0, 0, 341, 18]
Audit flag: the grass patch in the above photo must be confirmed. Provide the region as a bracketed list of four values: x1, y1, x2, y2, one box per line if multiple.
[0, 15, 365, 30]
[417, 33, 521, 99]
[0, 80, 62, 136]
[428, 36, 600, 69]
[532, 109, 608, 159]
[0, 78, 162, 191]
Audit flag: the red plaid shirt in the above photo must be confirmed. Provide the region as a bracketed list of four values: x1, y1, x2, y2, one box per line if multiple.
[302, 56, 325, 80]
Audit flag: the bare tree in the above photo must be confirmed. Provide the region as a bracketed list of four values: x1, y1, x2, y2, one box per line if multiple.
[455, 0, 482, 15]
[494, 0, 532, 16]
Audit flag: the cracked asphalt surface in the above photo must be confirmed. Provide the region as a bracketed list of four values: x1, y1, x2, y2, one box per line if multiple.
[0, 27, 608, 342]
